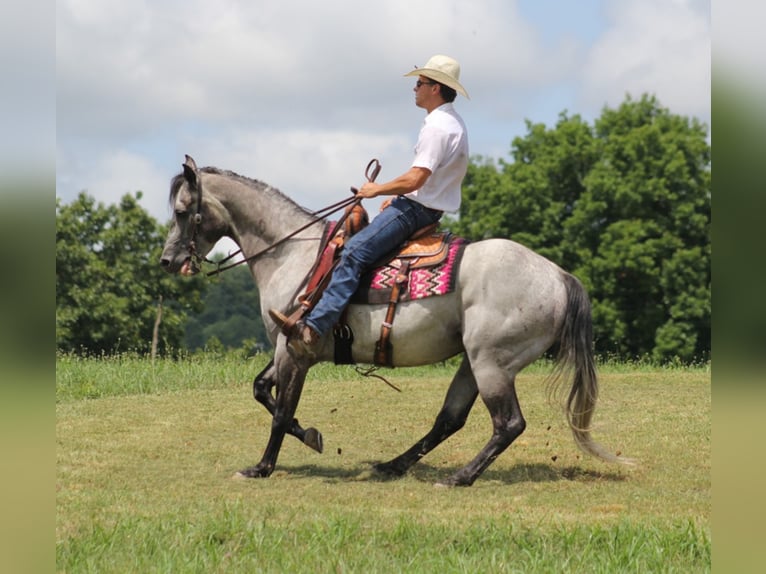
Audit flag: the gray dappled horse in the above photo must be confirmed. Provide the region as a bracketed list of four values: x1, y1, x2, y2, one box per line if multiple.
[160, 155, 633, 486]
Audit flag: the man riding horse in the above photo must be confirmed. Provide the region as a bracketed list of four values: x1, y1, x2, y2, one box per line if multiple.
[269, 54, 470, 356]
[160, 56, 632, 486]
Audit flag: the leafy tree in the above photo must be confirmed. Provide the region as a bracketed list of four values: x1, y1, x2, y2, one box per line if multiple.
[56, 191, 205, 354]
[183, 265, 268, 351]
[447, 94, 710, 362]
[451, 113, 597, 268]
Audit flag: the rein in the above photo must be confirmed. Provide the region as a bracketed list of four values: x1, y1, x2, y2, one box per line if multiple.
[205, 194, 359, 277]
[187, 157, 400, 392]
[204, 159, 381, 277]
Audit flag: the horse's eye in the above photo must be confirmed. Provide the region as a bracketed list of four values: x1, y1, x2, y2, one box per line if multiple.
[175, 210, 187, 217]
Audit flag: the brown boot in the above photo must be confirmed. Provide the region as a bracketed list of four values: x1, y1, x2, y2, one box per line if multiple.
[268, 309, 320, 355]
[268, 309, 294, 335]
[286, 320, 320, 357]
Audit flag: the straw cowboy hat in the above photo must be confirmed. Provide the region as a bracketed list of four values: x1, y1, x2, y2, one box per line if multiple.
[404, 54, 469, 99]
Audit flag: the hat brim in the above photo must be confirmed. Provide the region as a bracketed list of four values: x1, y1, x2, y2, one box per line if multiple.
[404, 68, 469, 99]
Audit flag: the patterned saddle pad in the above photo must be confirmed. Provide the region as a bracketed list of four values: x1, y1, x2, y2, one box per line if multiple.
[351, 236, 469, 305]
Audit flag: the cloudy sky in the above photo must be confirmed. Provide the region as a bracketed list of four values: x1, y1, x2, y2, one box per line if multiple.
[56, 0, 711, 255]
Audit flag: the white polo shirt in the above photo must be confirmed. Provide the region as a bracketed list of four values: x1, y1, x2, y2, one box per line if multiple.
[407, 102, 469, 213]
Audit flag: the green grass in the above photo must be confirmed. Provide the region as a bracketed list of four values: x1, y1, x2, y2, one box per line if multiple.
[57, 353, 710, 572]
[59, 511, 707, 573]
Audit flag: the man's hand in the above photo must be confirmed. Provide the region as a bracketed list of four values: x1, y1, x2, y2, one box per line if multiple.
[358, 182, 382, 199]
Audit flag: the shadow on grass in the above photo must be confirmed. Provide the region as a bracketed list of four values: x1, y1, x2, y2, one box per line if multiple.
[261, 461, 627, 485]
[405, 462, 627, 485]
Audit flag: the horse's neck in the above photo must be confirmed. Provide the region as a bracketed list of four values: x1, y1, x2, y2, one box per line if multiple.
[207, 173, 320, 303]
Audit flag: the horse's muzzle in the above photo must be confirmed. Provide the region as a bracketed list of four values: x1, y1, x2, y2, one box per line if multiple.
[159, 255, 195, 275]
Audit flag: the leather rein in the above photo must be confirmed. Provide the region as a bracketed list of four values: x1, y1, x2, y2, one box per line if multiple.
[193, 159, 381, 278]
[187, 158, 400, 390]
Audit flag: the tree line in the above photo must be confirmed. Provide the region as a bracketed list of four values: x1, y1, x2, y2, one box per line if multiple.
[56, 94, 710, 363]
[55, 190, 261, 356]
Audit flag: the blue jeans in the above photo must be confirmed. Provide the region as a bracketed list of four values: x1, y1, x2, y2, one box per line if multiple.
[305, 196, 443, 336]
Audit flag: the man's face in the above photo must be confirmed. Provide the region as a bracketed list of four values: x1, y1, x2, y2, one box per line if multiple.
[414, 75, 439, 109]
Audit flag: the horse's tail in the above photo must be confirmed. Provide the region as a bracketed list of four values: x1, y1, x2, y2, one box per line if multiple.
[551, 273, 635, 466]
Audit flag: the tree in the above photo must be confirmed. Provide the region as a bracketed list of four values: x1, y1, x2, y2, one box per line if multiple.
[450, 112, 598, 268]
[447, 94, 710, 362]
[183, 264, 268, 351]
[56, 191, 205, 354]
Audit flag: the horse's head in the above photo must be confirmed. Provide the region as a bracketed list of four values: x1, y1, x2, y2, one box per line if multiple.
[160, 155, 228, 275]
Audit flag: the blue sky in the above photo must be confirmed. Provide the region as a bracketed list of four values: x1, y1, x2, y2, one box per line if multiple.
[519, 0, 604, 45]
[56, 0, 711, 255]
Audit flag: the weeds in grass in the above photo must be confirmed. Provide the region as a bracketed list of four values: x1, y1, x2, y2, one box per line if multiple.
[57, 354, 710, 572]
[56, 350, 710, 402]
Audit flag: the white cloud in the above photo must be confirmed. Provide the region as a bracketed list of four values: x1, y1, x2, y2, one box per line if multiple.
[182, 126, 411, 212]
[56, 0, 548, 137]
[57, 148, 171, 220]
[580, 0, 710, 122]
[57, 0, 712, 239]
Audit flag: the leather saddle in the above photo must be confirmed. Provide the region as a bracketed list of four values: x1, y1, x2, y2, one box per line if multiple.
[283, 203, 452, 366]
[366, 226, 452, 367]
[380, 224, 450, 270]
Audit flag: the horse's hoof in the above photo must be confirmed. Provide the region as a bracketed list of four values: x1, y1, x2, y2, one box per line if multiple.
[436, 475, 473, 488]
[234, 465, 272, 479]
[353, 468, 376, 482]
[373, 462, 406, 478]
[304, 427, 324, 453]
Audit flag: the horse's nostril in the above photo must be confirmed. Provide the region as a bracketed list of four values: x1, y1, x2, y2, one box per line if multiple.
[160, 258, 170, 267]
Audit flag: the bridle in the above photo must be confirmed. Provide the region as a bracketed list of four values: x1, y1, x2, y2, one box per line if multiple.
[186, 175, 208, 272]
[196, 159, 381, 277]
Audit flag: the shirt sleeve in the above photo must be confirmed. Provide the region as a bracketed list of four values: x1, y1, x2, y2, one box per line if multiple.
[412, 124, 449, 172]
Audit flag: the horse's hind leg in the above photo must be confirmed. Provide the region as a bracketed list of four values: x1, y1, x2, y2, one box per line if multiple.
[252, 359, 323, 453]
[375, 355, 478, 477]
[438, 361, 526, 487]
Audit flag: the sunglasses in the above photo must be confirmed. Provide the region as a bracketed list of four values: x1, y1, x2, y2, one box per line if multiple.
[416, 80, 437, 88]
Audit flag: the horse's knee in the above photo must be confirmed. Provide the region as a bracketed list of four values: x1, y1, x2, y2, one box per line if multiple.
[252, 381, 269, 403]
[434, 409, 469, 436]
[512, 416, 527, 436]
[498, 415, 526, 442]
[483, 391, 526, 442]
[252, 363, 276, 402]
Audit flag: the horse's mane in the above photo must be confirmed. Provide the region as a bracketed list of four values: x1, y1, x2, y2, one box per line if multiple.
[168, 166, 311, 217]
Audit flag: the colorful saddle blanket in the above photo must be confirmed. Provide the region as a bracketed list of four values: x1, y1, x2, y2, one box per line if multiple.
[351, 235, 469, 305]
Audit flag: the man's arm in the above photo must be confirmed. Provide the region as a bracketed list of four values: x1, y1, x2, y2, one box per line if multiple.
[357, 166, 431, 199]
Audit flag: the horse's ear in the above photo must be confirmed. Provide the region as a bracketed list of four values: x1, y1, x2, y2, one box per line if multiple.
[182, 155, 199, 189]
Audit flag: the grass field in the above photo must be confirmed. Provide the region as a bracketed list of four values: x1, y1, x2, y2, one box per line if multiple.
[56, 353, 711, 573]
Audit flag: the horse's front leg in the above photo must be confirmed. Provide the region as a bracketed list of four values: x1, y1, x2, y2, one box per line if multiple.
[237, 350, 310, 478]
[251, 359, 323, 453]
